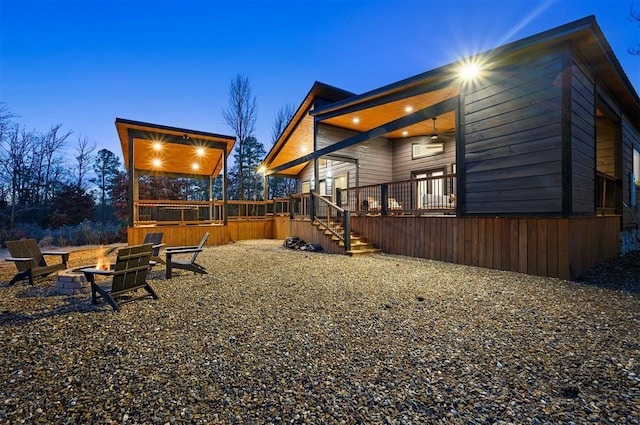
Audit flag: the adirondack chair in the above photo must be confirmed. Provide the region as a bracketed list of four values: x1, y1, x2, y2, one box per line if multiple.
[142, 232, 165, 264]
[81, 243, 158, 312]
[165, 232, 209, 279]
[5, 239, 70, 285]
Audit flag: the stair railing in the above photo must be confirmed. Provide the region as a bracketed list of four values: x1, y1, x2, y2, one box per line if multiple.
[311, 191, 351, 252]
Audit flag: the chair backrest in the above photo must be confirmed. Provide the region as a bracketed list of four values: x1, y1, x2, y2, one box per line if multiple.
[7, 239, 46, 271]
[190, 232, 209, 264]
[143, 232, 164, 246]
[110, 244, 153, 295]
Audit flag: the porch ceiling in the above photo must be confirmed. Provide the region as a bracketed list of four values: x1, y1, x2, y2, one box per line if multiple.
[115, 118, 235, 178]
[319, 86, 460, 139]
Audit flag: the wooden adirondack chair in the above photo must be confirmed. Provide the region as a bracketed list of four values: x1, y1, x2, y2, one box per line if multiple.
[143, 232, 165, 264]
[5, 239, 70, 285]
[81, 243, 158, 312]
[165, 232, 209, 279]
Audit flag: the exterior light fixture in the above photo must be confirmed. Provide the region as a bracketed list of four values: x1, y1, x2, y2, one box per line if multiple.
[152, 142, 162, 151]
[405, 106, 413, 113]
[430, 118, 438, 140]
[192, 163, 200, 170]
[152, 158, 162, 168]
[402, 130, 408, 136]
[460, 62, 481, 80]
[257, 165, 266, 174]
[196, 147, 205, 156]
[352, 117, 360, 124]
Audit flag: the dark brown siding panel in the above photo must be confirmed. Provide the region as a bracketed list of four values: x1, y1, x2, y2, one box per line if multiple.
[622, 117, 640, 227]
[571, 61, 596, 214]
[464, 50, 564, 215]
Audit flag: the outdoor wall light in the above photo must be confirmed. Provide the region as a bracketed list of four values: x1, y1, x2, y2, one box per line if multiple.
[460, 62, 481, 80]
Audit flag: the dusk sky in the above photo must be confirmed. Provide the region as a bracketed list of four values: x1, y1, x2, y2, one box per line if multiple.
[1, 0, 639, 164]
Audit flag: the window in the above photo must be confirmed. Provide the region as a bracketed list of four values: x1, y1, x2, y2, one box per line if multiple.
[412, 142, 444, 159]
[634, 149, 640, 186]
[301, 181, 311, 193]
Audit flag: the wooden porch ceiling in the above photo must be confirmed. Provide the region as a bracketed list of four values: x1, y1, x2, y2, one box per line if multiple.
[319, 86, 460, 139]
[264, 85, 460, 176]
[115, 118, 235, 178]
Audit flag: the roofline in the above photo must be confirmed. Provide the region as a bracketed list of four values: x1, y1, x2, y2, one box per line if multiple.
[263, 81, 355, 166]
[311, 15, 639, 118]
[115, 117, 235, 141]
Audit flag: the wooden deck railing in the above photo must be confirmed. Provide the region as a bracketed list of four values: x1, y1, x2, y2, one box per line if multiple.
[134, 198, 290, 226]
[290, 192, 351, 250]
[339, 174, 456, 216]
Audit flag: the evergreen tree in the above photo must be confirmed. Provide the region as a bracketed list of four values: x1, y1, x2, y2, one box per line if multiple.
[90, 149, 121, 223]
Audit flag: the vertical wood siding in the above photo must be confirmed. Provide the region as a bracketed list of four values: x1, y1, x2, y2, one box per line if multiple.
[352, 215, 619, 280]
[571, 60, 596, 213]
[622, 117, 640, 228]
[463, 51, 565, 214]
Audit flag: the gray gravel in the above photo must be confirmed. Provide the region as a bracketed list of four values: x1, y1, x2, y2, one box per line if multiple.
[1, 239, 639, 424]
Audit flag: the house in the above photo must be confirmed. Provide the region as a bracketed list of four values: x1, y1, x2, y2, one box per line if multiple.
[261, 16, 640, 280]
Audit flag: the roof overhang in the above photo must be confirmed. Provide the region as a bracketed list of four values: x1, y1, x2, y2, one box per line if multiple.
[262, 82, 354, 176]
[115, 118, 235, 178]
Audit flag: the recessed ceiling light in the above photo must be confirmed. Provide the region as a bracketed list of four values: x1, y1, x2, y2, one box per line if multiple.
[402, 131, 408, 136]
[405, 106, 413, 112]
[152, 142, 162, 151]
[192, 163, 199, 170]
[152, 158, 162, 167]
[196, 147, 205, 156]
[301, 146, 308, 153]
[352, 117, 360, 124]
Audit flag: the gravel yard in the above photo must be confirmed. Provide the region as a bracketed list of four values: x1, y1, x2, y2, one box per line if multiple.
[0, 239, 639, 424]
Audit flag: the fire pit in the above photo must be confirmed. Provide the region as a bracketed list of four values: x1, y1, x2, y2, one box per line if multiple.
[55, 267, 92, 295]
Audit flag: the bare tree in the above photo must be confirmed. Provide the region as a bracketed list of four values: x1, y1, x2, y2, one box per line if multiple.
[268, 104, 297, 198]
[34, 124, 72, 204]
[74, 134, 96, 189]
[270, 103, 296, 143]
[630, 3, 640, 55]
[222, 73, 258, 200]
[0, 123, 37, 228]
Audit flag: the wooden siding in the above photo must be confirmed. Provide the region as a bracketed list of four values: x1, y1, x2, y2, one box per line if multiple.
[128, 220, 277, 248]
[391, 135, 456, 180]
[298, 123, 393, 192]
[352, 215, 619, 280]
[288, 220, 344, 254]
[463, 50, 564, 214]
[571, 60, 596, 214]
[622, 116, 640, 228]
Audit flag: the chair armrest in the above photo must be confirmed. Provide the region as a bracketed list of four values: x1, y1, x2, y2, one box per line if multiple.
[80, 267, 114, 276]
[152, 243, 166, 249]
[41, 250, 70, 256]
[165, 248, 202, 255]
[5, 257, 34, 263]
[165, 245, 198, 252]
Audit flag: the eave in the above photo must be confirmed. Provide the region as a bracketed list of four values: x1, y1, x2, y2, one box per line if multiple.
[115, 118, 235, 178]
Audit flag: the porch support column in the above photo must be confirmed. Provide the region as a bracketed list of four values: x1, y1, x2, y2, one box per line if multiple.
[209, 175, 213, 221]
[127, 132, 135, 227]
[223, 147, 228, 226]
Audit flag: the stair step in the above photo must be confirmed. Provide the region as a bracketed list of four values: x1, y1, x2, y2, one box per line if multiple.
[346, 248, 383, 256]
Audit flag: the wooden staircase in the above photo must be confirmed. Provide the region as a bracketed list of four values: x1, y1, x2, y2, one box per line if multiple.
[313, 220, 382, 256]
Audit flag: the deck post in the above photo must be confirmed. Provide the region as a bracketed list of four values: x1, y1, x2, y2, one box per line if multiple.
[381, 184, 388, 217]
[343, 210, 351, 252]
[309, 191, 315, 221]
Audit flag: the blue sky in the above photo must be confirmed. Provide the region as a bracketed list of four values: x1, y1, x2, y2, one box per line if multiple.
[1, 0, 639, 162]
